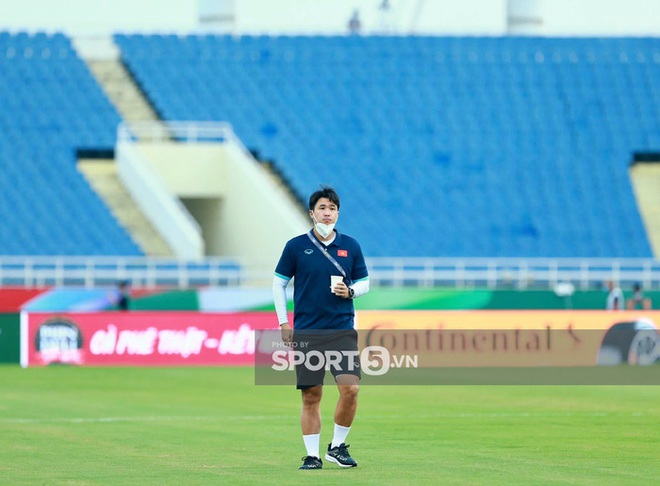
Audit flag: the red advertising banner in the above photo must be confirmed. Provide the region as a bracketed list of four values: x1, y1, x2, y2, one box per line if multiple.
[20, 312, 279, 367]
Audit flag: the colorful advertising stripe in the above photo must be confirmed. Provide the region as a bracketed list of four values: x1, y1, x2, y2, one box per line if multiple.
[20, 312, 280, 368]
[20, 311, 660, 376]
[0, 288, 48, 312]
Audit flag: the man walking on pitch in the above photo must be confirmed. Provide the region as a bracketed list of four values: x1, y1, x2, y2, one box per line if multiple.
[273, 185, 370, 470]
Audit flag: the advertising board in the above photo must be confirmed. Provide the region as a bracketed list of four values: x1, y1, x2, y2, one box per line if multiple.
[21, 312, 275, 367]
[20, 311, 660, 384]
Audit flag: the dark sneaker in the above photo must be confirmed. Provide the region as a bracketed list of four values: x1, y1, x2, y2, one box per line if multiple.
[325, 443, 358, 468]
[298, 456, 323, 470]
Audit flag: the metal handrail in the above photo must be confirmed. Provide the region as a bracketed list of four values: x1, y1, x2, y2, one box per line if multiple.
[366, 257, 660, 290]
[1, 256, 658, 289]
[118, 121, 236, 144]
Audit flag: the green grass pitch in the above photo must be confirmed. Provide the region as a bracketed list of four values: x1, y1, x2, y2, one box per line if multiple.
[1, 365, 658, 485]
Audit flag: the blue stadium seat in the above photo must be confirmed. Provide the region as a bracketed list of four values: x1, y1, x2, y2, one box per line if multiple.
[113, 34, 659, 258]
[0, 32, 142, 256]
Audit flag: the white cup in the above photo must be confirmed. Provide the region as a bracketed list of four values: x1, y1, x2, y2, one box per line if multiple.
[330, 275, 343, 293]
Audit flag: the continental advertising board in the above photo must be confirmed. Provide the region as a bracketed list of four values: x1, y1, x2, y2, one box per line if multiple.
[254, 310, 660, 385]
[20, 311, 660, 384]
[356, 310, 660, 367]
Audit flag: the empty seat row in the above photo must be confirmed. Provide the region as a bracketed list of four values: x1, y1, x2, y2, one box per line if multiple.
[0, 32, 142, 256]
[116, 34, 658, 258]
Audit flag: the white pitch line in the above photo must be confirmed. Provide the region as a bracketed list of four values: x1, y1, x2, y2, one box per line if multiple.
[0, 415, 290, 424]
[0, 411, 654, 425]
[358, 412, 653, 419]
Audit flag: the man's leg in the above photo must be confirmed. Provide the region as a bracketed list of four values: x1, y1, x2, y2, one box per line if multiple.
[301, 385, 323, 434]
[325, 374, 359, 467]
[334, 374, 359, 429]
[300, 385, 323, 464]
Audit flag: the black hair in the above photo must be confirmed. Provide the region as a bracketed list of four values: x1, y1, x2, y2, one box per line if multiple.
[308, 185, 340, 210]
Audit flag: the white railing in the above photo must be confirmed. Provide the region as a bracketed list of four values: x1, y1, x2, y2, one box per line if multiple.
[118, 120, 259, 163]
[1, 256, 659, 290]
[0, 256, 243, 289]
[366, 257, 660, 290]
[118, 121, 237, 144]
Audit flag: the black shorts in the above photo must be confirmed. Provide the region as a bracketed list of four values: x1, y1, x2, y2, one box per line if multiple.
[292, 329, 361, 389]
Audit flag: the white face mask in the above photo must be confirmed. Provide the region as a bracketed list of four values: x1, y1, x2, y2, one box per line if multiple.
[315, 221, 335, 239]
[312, 214, 336, 239]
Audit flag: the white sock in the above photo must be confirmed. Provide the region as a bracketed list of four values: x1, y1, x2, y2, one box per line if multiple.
[303, 434, 320, 458]
[331, 424, 351, 448]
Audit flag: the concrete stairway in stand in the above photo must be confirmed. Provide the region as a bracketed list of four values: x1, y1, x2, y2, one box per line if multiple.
[75, 40, 171, 256]
[78, 159, 173, 256]
[86, 57, 159, 124]
[630, 161, 660, 257]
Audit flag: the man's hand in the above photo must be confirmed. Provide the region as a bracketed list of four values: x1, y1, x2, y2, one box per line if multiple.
[332, 281, 353, 299]
[280, 323, 293, 346]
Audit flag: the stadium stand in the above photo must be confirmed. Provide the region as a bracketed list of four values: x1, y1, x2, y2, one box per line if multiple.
[115, 34, 659, 258]
[2, 32, 658, 259]
[0, 32, 142, 256]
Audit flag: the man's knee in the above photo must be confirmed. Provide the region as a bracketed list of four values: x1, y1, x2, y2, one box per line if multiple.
[301, 386, 322, 407]
[338, 383, 359, 401]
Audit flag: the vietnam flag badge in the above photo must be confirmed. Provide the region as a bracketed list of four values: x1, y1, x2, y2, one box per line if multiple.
[337, 249, 348, 257]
